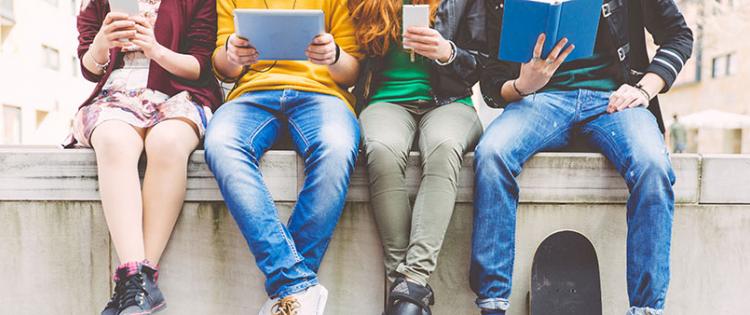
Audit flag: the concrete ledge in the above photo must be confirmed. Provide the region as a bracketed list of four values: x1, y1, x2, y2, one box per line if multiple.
[0, 148, 705, 204]
[1, 148, 749, 314]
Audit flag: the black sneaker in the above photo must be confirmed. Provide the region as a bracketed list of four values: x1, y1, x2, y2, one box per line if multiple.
[385, 277, 434, 315]
[118, 264, 166, 315]
[101, 268, 131, 315]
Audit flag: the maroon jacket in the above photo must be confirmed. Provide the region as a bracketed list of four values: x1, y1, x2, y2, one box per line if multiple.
[77, 0, 222, 111]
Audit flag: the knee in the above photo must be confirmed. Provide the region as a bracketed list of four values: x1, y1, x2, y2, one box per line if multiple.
[311, 125, 360, 168]
[91, 127, 142, 164]
[364, 139, 408, 173]
[474, 137, 518, 175]
[203, 124, 248, 167]
[145, 132, 195, 167]
[628, 151, 675, 187]
[423, 139, 464, 175]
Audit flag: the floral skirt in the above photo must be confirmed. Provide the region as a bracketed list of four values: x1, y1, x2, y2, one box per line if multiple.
[71, 89, 211, 148]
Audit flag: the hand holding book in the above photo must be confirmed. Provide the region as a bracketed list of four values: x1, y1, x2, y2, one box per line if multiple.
[513, 33, 575, 96]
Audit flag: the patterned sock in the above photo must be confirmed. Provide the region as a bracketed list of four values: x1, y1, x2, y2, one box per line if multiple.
[113, 261, 141, 282]
[142, 259, 160, 282]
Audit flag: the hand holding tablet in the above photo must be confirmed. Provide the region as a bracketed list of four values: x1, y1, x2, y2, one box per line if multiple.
[233, 9, 325, 61]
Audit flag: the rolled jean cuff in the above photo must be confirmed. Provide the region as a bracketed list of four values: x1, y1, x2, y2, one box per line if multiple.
[476, 297, 510, 311]
[627, 306, 664, 315]
[275, 278, 319, 299]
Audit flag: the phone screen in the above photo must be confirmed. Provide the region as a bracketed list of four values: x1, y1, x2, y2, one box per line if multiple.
[402, 5, 430, 49]
[109, 0, 139, 16]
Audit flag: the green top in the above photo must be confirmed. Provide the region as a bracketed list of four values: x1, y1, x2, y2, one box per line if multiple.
[368, 43, 473, 107]
[542, 53, 619, 92]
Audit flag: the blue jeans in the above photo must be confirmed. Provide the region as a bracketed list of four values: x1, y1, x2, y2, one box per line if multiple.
[471, 90, 675, 315]
[204, 90, 360, 298]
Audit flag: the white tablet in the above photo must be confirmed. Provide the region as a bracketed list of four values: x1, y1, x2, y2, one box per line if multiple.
[233, 9, 325, 61]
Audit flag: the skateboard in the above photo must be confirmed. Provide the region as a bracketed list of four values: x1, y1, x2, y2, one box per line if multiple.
[529, 230, 602, 315]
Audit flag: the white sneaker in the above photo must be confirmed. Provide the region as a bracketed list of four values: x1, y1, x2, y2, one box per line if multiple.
[258, 285, 328, 315]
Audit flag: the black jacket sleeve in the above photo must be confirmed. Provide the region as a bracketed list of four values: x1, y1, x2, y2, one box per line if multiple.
[478, 0, 521, 108]
[433, 0, 486, 90]
[641, 0, 694, 93]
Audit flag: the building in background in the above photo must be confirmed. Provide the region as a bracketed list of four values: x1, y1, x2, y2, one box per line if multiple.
[0, 0, 93, 146]
[660, 0, 750, 153]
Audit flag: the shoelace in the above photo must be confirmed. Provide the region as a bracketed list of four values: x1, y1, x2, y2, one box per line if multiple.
[118, 273, 148, 310]
[105, 276, 130, 309]
[271, 297, 301, 315]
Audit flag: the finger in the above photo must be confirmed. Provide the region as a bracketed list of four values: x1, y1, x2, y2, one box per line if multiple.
[306, 50, 335, 61]
[134, 24, 152, 35]
[107, 30, 137, 41]
[404, 42, 439, 53]
[402, 34, 440, 46]
[405, 26, 435, 36]
[312, 33, 334, 45]
[607, 93, 622, 113]
[533, 33, 545, 59]
[626, 96, 643, 109]
[617, 96, 638, 111]
[546, 38, 569, 61]
[233, 47, 259, 57]
[105, 20, 136, 32]
[129, 16, 151, 27]
[104, 12, 129, 25]
[306, 44, 334, 54]
[230, 35, 251, 48]
[553, 44, 575, 68]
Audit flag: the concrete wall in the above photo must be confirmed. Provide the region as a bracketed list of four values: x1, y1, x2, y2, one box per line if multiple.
[1, 148, 749, 315]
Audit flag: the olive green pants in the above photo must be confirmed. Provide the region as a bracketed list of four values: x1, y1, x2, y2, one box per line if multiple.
[359, 102, 483, 285]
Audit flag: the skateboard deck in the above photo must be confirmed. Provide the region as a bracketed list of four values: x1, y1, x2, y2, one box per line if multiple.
[530, 230, 602, 315]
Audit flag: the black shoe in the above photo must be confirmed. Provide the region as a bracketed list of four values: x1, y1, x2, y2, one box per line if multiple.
[385, 277, 434, 315]
[101, 268, 131, 315]
[118, 264, 166, 315]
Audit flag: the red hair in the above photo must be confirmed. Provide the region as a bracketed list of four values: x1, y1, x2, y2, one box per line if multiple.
[349, 0, 440, 57]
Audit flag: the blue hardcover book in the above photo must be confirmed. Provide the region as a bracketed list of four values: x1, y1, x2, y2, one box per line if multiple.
[498, 0, 602, 63]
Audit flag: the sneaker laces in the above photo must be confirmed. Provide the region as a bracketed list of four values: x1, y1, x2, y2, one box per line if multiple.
[271, 297, 301, 315]
[119, 273, 148, 309]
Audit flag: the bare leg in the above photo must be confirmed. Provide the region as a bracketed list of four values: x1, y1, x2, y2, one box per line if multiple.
[91, 120, 147, 263]
[142, 119, 200, 264]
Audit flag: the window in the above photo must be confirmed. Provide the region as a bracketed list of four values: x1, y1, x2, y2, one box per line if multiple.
[42, 45, 60, 70]
[2, 105, 22, 145]
[71, 56, 79, 77]
[712, 53, 738, 78]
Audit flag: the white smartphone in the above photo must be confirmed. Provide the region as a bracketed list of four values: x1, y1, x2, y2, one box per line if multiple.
[402, 4, 430, 49]
[109, 0, 139, 16]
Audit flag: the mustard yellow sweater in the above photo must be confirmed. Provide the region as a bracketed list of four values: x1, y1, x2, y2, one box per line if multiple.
[214, 0, 362, 109]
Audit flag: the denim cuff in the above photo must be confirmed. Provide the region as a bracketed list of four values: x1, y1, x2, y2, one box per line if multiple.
[476, 297, 510, 311]
[627, 306, 664, 315]
[274, 278, 320, 299]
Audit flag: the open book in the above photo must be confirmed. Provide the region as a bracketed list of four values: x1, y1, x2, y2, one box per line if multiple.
[498, 0, 602, 63]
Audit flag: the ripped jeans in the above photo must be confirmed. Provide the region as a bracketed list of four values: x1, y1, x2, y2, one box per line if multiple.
[204, 90, 360, 298]
[470, 90, 675, 315]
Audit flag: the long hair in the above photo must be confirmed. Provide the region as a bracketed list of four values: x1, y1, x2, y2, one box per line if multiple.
[349, 0, 440, 57]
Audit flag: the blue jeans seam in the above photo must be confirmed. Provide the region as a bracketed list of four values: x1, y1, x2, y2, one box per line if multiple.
[244, 115, 277, 163]
[276, 221, 304, 263]
[288, 119, 311, 153]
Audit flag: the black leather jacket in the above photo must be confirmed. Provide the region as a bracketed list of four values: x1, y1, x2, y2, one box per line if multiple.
[352, 0, 487, 113]
[480, 0, 694, 132]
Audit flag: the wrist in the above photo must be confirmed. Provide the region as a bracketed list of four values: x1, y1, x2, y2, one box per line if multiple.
[435, 40, 456, 66]
[513, 78, 534, 96]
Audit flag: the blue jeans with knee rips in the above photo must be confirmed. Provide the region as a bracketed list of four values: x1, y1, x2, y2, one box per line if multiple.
[204, 89, 360, 298]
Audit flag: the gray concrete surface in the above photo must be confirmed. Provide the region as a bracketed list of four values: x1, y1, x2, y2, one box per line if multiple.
[0, 148, 749, 315]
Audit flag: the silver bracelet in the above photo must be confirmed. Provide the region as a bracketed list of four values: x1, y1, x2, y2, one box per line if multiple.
[435, 40, 457, 66]
[92, 51, 110, 73]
